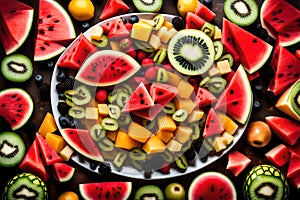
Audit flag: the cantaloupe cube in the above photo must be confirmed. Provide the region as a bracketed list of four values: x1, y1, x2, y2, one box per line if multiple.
[157, 115, 177, 132]
[216, 112, 238, 135]
[177, 80, 194, 99]
[163, 20, 173, 29]
[86, 107, 99, 120]
[115, 130, 141, 150]
[128, 122, 152, 143]
[131, 22, 152, 41]
[174, 126, 192, 144]
[142, 135, 166, 154]
[156, 130, 174, 143]
[106, 130, 118, 142]
[188, 110, 204, 123]
[173, 97, 197, 114]
[216, 60, 231, 75]
[166, 71, 182, 86]
[38, 112, 57, 137]
[213, 26, 222, 40]
[59, 145, 74, 161]
[98, 104, 109, 116]
[167, 139, 182, 152]
[45, 133, 66, 153]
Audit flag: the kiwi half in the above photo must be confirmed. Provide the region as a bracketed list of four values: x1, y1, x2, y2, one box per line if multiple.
[1, 54, 33, 82]
[224, 0, 258, 26]
[134, 185, 164, 200]
[133, 0, 163, 12]
[167, 29, 215, 75]
[0, 131, 26, 167]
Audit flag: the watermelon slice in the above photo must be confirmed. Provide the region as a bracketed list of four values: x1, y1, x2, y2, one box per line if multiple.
[287, 142, 300, 157]
[185, 12, 206, 30]
[19, 140, 49, 182]
[60, 128, 104, 162]
[268, 45, 300, 96]
[35, 133, 63, 165]
[35, 37, 65, 62]
[225, 19, 273, 74]
[195, 2, 216, 22]
[133, 104, 164, 121]
[52, 162, 75, 182]
[287, 153, 300, 179]
[265, 116, 300, 146]
[214, 65, 253, 124]
[0, 0, 34, 55]
[265, 144, 290, 167]
[202, 108, 224, 138]
[122, 82, 154, 112]
[107, 17, 130, 39]
[149, 82, 178, 103]
[79, 182, 132, 200]
[99, 0, 129, 21]
[194, 87, 217, 107]
[226, 151, 251, 176]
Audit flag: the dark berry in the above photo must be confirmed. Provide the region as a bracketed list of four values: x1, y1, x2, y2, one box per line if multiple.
[59, 115, 72, 128]
[47, 61, 55, 69]
[64, 78, 75, 90]
[184, 148, 196, 161]
[57, 101, 69, 115]
[144, 171, 152, 179]
[56, 71, 66, 82]
[40, 82, 50, 101]
[172, 16, 186, 31]
[98, 162, 111, 175]
[34, 74, 43, 85]
[129, 15, 139, 24]
[120, 17, 127, 24]
[202, 0, 212, 8]
[58, 93, 65, 100]
[90, 161, 98, 170]
[82, 22, 90, 30]
[56, 83, 67, 93]
[253, 100, 261, 112]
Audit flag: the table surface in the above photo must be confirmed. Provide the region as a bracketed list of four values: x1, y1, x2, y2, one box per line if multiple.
[0, 0, 299, 199]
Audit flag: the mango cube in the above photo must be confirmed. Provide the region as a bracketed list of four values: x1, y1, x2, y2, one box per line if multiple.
[131, 22, 152, 42]
[174, 126, 192, 144]
[142, 135, 166, 154]
[128, 122, 152, 143]
[157, 115, 177, 132]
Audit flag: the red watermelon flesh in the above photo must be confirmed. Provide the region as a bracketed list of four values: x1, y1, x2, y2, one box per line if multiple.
[150, 82, 178, 103]
[277, 17, 300, 47]
[35, 133, 63, 165]
[287, 142, 300, 157]
[194, 87, 217, 107]
[99, 0, 129, 21]
[289, 173, 300, 189]
[265, 116, 300, 146]
[226, 151, 251, 176]
[122, 82, 154, 112]
[60, 128, 104, 162]
[52, 162, 75, 182]
[35, 37, 65, 62]
[226, 19, 273, 74]
[267, 45, 300, 96]
[195, 2, 216, 22]
[57, 34, 96, 70]
[214, 65, 252, 124]
[79, 182, 132, 200]
[0, 0, 33, 55]
[75, 50, 141, 87]
[133, 104, 164, 121]
[202, 108, 224, 138]
[107, 17, 130, 39]
[185, 12, 206, 30]
[263, 1, 300, 33]
[265, 144, 290, 167]
[101, 19, 116, 34]
[19, 140, 49, 182]
[287, 153, 300, 178]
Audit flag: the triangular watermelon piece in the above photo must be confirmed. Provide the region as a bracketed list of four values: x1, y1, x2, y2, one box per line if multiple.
[35, 133, 63, 165]
[0, 0, 34, 54]
[150, 83, 178, 103]
[99, 0, 129, 21]
[194, 87, 217, 107]
[214, 65, 253, 124]
[277, 17, 300, 47]
[19, 140, 49, 182]
[35, 37, 66, 62]
[287, 153, 300, 179]
[265, 144, 290, 167]
[52, 162, 75, 182]
[226, 151, 251, 176]
[122, 83, 154, 112]
[133, 104, 164, 121]
[195, 2, 216, 22]
[202, 108, 224, 138]
[225, 18, 273, 74]
[185, 12, 206, 30]
[267, 45, 300, 96]
[107, 17, 130, 39]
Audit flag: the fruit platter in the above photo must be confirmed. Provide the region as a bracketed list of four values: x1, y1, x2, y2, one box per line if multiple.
[0, 0, 300, 199]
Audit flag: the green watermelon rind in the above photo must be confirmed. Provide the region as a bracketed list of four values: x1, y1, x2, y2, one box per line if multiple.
[188, 171, 237, 200]
[0, 88, 34, 130]
[75, 50, 141, 87]
[79, 182, 132, 200]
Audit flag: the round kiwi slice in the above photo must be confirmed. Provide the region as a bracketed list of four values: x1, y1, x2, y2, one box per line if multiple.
[134, 185, 164, 200]
[224, 0, 258, 26]
[0, 131, 26, 167]
[213, 41, 224, 60]
[133, 0, 163, 12]
[167, 29, 215, 75]
[1, 54, 33, 82]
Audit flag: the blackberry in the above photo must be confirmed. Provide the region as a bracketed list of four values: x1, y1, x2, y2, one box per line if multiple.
[172, 16, 186, 31]
[98, 162, 111, 175]
[64, 77, 75, 90]
[56, 82, 67, 93]
[40, 82, 50, 101]
[57, 101, 69, 115]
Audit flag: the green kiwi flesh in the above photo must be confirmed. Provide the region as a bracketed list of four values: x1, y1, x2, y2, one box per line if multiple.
[0, 132, 26, 167]
[1, 54, 33, 82]
[134, 185, 164, 200]
[167, 29, 215, 75]
[133, 0, 163, 12]
[213, 41, 224, 60]
[288, 81, 300, 117]
[224, 0, 258, 26]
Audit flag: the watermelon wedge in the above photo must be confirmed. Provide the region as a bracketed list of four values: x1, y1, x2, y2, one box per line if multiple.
[265, 144, 290, 167]
[226, 151, 251, 176]
[225, 19, 273, 74]
[99, 0, 129, 21]
[214, 65, 253, 124]
[287, 153, 300, 179]
[202, 108, 224, 138]
[0, 0, 34, 55]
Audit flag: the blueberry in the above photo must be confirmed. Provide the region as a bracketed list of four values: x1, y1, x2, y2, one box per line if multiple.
[56, 71, 66, 82]
[47, 61, 55, 69]
[34, 74, 43, 85]
[58, 93, 65, 100]
[129, 15, 139, 24]
[59, 115, 72, 128]
[82, 22, 90, 30]
[184, 148, 196, 161]
[90, 161, 98, 170]
[120, 17, 127, 24]
[253, 100, 261, 111]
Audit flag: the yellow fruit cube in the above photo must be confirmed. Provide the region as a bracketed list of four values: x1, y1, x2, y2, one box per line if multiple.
[90, 25, 103, 41]
[128, 122, 152, 143]
[98, 104, 109, 116]
[166, 71, 182, 86]
[45, 133, 66, 153]
[166, 139, 182, 152]
[115, 130, 141, 150]
[173, 97, 196, 114]
[142, 135, 166, 154]
[216, 60, 231, 75]
[220, 132, 234, 145]
[174, 126, 192, 143]
[59, 145, 74, 161]
[131, 22, 153, 42]
[156, 130, 174, 143]
[38, 112, 57, 137]
[177, 80, 194, 99]
[157, 115, 177, 132]
[213, 26, 222, 40]
[188, 110, 204, 123]
[86, 107, 99, 120]
[213, 136, 227, 152]
[149, 34, 161, 50]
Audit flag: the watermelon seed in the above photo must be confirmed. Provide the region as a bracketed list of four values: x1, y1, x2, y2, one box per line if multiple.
[48, 26, 54, 31]
[53, 20, 59, 23]
[47, 14, 52, 18]
[39, 29, 45, 34]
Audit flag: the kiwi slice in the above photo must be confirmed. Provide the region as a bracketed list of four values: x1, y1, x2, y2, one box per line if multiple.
[134, 185, 164, 200]
[72, 85, 92, 105]
[172, 109, 188, 122]
[213, 41, 224, 60]
[129, 148, 147, 161]
[174, 154, 188, 172]
[163, 102, 176, 114]
[207, 76, 227, 94]
[224, 0, 258, 26]
[108, 104, 121, 119]
[101, 117, 119, 131]
[98, 137, 114, 152]
[116, 91, 130, 108]
[201, 22, 215, 38]
[91, 35, 108, 48]
[68, 106, 86, 119]
[289, 81, 300, 117]
[1, 54, 33, 82]
[89, 124, 106, 142]
[167, 29, 215, 75]
[113, 151, 128, 170]
[133, 0, 163, 12]
[218, 53, 234, 67]
[156, 68, 168, 82]
[0, 131, 26, 167]
[153, 14, 165, 30]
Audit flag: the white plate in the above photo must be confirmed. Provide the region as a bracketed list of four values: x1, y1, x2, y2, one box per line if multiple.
[51, 13, 251, 180]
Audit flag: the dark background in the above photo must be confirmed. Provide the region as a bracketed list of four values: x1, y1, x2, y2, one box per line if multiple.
[0, 0, 299, 199]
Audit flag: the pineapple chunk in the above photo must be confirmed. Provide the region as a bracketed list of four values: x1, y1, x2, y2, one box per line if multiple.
[86, 107, 99, 120]
[90, 25, 103, 41]
[173, 97, 197, 114]
[166, 71, 182, 86]
[208, 65, 220, 77]
[131, 22, 153, 42]
[216, 60, 231, 75]
[59, 145, 74, 161]
[139, 19, 156, 27]
[220, 132, 234, 145]
[213, 26, 222, 40]
[149, 34, 161, 50]
[128, 122, 152, 143]
[174, 126, 192, 143]
[156, 130, 174, 143]
[177, 80, 194, 99]
[98, 104, 109, 116]
[142, 135, 166, 153]
[167, 139, 182, 152]
[213, 136, 227, 152]
[157, 115, 177, 132]
[157, 27, 177, 43]
[188, 110, 204, 123]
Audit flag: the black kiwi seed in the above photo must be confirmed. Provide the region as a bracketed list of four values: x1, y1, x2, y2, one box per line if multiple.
[224, 0, 258, 26]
